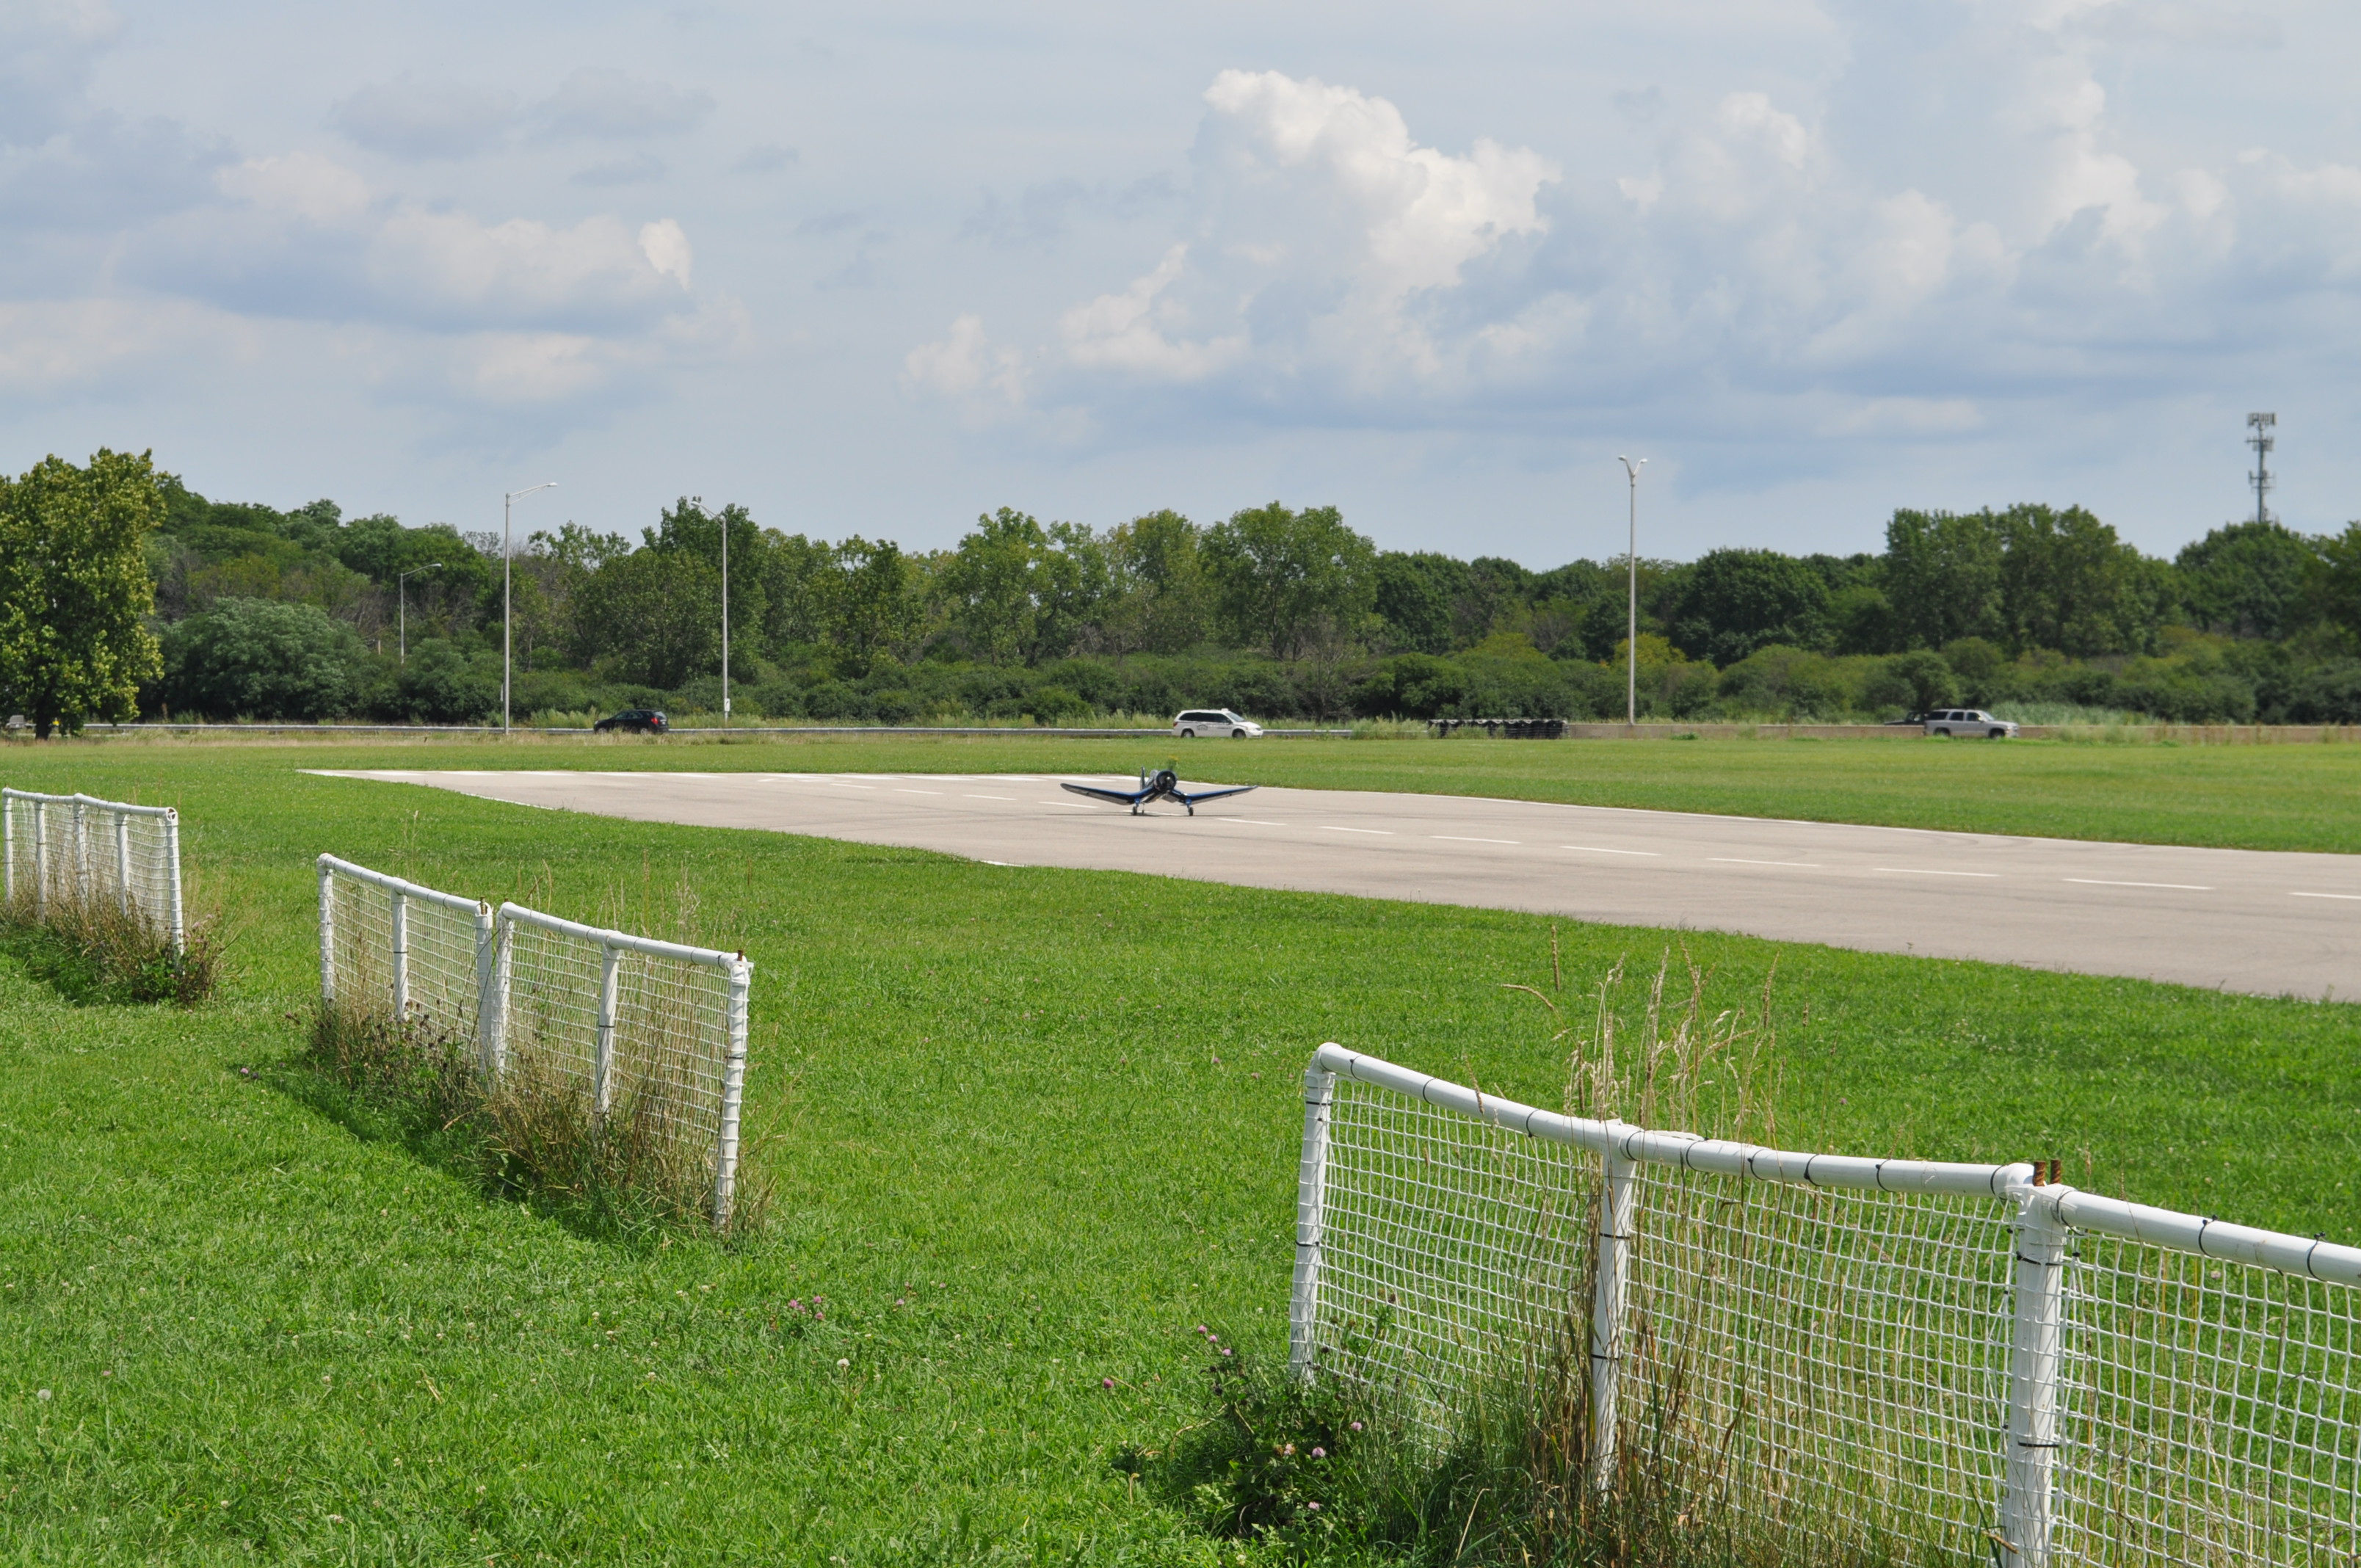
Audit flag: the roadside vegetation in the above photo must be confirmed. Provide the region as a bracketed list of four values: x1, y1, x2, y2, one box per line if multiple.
[7, 451, 2361, 737]
[1, 747, 2355, 1561]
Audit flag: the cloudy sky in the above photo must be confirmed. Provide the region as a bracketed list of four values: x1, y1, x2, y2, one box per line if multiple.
[4, 0, 2357, 564]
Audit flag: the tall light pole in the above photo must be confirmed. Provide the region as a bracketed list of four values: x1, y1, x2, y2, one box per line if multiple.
[396, 562, 443, 664]
[502, 482, 557, 733]
[719, 512, 730, 727]
[1617, 456, 1647, 727]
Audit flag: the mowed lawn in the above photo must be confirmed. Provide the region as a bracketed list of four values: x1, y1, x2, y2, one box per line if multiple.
[1, 744, 2357, 1564]
[68, 726, 2361, 854]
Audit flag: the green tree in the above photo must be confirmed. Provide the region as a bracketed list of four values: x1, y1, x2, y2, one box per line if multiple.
[159, 597, 368, 720]
[936, 509, 1107, 664]
[2177, 520, 2321, 640]
[642, 498, 765, 678]
[1103, 509, 1208, 656]
[1663, 548, 1831, 664]
[1883, 509, 2004, 650]
[822, 537, 923, 675]
[1202, 502, 1377, 659]
[1995, 504, 2165, 656]
[758, 532, 840, 651]
[1373, 551, 1469, 654]
[0, 449, 167, 736]
[571, 548, 720, 687]
[2312, 523, 2361, 642]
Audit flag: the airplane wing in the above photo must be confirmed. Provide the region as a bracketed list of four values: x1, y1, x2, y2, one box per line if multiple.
[1060, 781, 1149, 806]
[1175, 784, 1258, 805]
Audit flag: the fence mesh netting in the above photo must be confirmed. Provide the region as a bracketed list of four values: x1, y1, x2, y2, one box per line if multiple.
[1311, 1071, 2361, 1567]
[500, 918, 737, 1172]
[4, 793, 178, 945]
[2053, 1237, 2361, 1566]
[324, 868, 485, 1045]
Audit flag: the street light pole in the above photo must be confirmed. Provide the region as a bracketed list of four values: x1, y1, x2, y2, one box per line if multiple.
[396, 562, 443, 664]
[502, 482, 557, 733]
[1617, 457, 1647, 729]
[720, 513, 730, 727]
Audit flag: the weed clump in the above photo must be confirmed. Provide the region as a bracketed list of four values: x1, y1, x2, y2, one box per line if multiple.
[1, 885, 219, 1006]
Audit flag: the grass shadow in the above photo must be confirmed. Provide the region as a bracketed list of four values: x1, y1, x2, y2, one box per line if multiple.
[269, 1002, 768, 1254]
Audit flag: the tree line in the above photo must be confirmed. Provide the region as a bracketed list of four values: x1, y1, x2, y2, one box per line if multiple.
[4, 447, 2360, 734]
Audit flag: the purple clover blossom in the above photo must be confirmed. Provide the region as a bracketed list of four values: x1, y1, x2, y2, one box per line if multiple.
[1311, 1447, 1326, 1459]
[1101, 1377, 1114, 1390]
[1350, 1420, 1364, 1431]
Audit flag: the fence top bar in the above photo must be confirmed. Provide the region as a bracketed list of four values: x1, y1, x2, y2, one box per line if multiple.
[1311, 1042, 2028, 1199]
[317, 854, 488, 917]
[4, 787, 178, 819]
[496, 901, 742, 970]
[2034, 1185, 2361, 1287]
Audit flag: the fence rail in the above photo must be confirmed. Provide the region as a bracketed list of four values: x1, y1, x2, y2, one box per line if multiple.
[2, 788, 184, 950]
[1293, 1042, 2361, 1567]
[316, 855, 752, 1230]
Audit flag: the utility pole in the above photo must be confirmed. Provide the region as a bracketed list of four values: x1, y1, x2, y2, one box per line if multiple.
[396, 562, 442, 664]
[2247, 413, 2277, 526]
[1617, 456, 1647, 728]
[501, 482, 557, 733]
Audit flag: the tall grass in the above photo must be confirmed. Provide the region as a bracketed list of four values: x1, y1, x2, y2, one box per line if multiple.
[302, 997, 769, 1243]
[0, 882, 219, 1005]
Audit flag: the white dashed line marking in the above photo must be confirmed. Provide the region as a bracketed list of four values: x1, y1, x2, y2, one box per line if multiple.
[1562, 845, 1661, 857]
[2064, 879, 2211, 891]
[827, 783, 877, 790]
[894, 789, 943, 796]
[1712, 857, 1821, 869]
[1046, 801, 1097, 809]
[964, 794, 1015, 801]
[2289, 891, 2361, 901]
[1433, 835, 1520, 845]
[1214, 819, 1287, 826]
[1876, 868, 1999, 878]
[1320, 826, 1393, 835]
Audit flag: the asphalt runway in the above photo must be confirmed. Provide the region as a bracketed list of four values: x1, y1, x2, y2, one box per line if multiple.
[319, 769, 2360, 998]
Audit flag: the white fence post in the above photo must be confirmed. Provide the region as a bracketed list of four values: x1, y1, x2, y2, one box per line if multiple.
[2, 791, 13, 907]
[163, 807, 184, 953]
[711, 955, 752, 1230]
[594, 941, 622, 1114]
[2001, 1179, 2069, 1567]
[316, 856, 336, 1007]
[71, 798, 88, 899]
[1288, 1053, 1338, 1377]
[113, 812, 131, 916]
[389, 888, 410, 1021]
[474, 902, 502, 1079]
[32, 798, 47, 918]
[1589, 1130, 1639, 1489]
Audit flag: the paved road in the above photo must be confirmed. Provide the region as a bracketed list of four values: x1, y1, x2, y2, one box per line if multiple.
[320, 769, 2360, 998]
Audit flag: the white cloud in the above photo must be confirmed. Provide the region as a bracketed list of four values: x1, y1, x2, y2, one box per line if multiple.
[902, 314, 1023, 404]
[217, 152, 373, 225]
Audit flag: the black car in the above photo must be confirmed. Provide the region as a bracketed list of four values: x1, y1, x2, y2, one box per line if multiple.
[594, 708, 669, 734]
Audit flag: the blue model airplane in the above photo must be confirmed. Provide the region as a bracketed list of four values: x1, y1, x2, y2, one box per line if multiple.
[1060, 767, 1258, 816]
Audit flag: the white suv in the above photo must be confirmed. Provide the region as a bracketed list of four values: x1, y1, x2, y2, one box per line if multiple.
[1174, 708, 1262, 738]
[1925, 708, 2017, 738]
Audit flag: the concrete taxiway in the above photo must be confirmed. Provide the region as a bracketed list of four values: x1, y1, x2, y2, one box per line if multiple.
[313, 769, 2359, 998]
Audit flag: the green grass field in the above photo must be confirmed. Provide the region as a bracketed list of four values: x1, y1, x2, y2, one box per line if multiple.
[4, 744, 2357, 1564]
[46, 726, 2361, 853]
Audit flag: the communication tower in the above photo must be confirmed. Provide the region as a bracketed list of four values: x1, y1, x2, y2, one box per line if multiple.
[2246, 412, 2276, 526]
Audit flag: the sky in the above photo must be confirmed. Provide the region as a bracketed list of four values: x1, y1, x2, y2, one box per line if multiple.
[4, 0, 2358, 566]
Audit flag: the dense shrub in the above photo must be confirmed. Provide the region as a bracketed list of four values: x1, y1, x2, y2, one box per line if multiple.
[160, 596, 367, 720]
[380, 639, 498, 723]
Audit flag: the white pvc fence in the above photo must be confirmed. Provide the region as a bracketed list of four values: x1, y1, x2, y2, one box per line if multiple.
[1292, 1043, 2361, 1567]
[316, 854, 752, 1230]
[2, 788, 184, 951]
